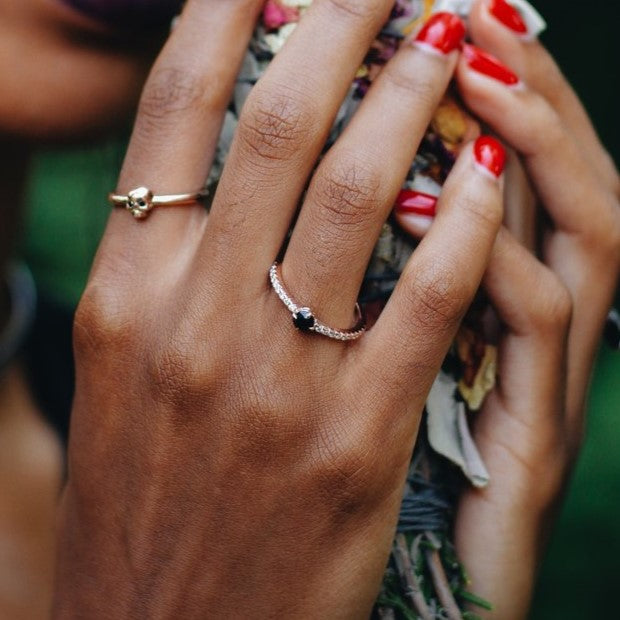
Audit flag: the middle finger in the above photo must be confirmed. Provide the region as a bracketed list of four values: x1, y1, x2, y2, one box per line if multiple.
[202, 0, 394, 283]
[284, 12, 465, 327]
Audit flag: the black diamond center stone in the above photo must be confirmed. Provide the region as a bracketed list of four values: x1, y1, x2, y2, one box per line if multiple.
[293, 308, 315, 331]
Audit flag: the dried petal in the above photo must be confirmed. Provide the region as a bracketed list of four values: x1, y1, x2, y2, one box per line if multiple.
[426, 372, 490, 488]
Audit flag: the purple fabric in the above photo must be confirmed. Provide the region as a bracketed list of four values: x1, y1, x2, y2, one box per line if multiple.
[60, 0, 183, 28]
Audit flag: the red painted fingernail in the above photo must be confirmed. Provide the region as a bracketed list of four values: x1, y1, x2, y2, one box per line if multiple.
[489, 0, 528, 34]
[474, 136, 506, 178]
[414, 12, 466, 55]
[395, 190, 438, 217]
[463, 44, 520, 86]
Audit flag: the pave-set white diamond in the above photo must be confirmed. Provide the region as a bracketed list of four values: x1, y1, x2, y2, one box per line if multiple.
[269, 263, 366, 342]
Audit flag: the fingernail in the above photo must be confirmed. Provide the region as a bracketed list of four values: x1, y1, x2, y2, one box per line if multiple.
[395, 190, 438, 217]
[489, 0, 547, 39]
[463, 44, 521, 86]
[488, 0, 528, 34]
[474, 136, 506, 178]
[413, 12, 466, 55]
[399, 213, 434, 234]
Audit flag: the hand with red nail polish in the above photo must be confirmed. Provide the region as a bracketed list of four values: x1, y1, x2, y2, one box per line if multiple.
[449, 3, 620, 618]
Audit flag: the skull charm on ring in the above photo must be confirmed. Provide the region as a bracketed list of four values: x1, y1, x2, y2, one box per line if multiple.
[126, 187, 154, 219]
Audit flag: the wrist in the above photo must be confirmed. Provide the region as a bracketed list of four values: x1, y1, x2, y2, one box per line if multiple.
[54, 478, 397, 619]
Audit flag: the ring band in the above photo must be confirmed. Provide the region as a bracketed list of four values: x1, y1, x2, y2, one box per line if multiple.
[108, 186, 208, 220]
[269, 263, 366, 341]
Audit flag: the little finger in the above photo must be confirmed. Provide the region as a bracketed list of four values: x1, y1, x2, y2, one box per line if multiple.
[98, 0, 263, 275]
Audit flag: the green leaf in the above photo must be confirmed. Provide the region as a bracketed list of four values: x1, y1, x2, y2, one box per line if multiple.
[457, 590, 493, 611]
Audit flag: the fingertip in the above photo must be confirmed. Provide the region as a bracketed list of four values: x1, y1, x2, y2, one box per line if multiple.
[460, 43, 523, 88]
[441, 137, 505, 228]
[455, 50, 534, 150]
[445, 136, 506, 189]
[467, 0, 534, 78]
[470, 0, 546, 42]
[393, 187, 438, 238]
[473, 135, 506, 180]
[411, 11, 467, 56]
[394, 137, 506, 243]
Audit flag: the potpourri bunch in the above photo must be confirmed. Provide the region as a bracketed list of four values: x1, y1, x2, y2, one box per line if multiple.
[203, 0, 545, 615]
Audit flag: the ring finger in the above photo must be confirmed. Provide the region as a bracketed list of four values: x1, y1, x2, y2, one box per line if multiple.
[96, 0, 263, 279]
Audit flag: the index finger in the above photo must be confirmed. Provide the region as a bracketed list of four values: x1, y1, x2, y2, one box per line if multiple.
[357, 138, 505, 410]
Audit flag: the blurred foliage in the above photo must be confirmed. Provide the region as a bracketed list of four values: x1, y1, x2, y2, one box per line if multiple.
[532, 346, 620, 619]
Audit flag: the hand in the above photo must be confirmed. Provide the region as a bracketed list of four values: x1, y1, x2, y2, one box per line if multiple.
[54, 3, 506, 617]
[396, 1, 620, 617]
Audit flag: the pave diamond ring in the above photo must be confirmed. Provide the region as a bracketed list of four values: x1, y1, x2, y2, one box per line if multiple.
[269, 262, 366, 342]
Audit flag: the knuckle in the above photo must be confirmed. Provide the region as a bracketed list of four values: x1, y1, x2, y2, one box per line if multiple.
[530, 273, 573, 333]
[237, 90, 312, 164]
[145, 340, 207, 411]
[564, 189, 620, 264]
[588, 200, 620, 260]
[609, 209, 620, 256]
[143, 304, 224, 412]
[530, 101, 566, 155]
[457, 190, 503, 231]
[137, 67, 202, 127]
[73, 285, 136, 358]
[405, 261, 470, 333]
[310, 158, 382, 234]
[528, 56, 564, 103]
